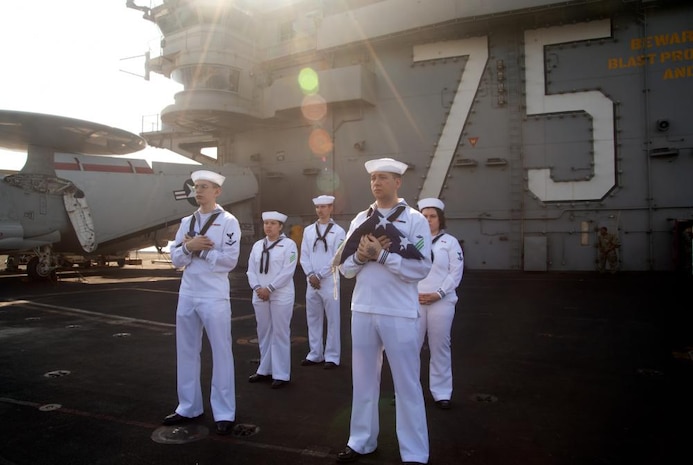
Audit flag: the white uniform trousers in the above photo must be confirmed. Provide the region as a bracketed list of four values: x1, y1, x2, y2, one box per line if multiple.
[418, 299, 455, 402]
[347, 312, 429, 464]
[253, 297, 293, 381]
[305, 283, 341, 364]
[175, 294, 235, 421]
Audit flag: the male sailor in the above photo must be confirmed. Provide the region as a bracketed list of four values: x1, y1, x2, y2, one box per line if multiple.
[336, 158, 432, 465]
[300, 195, 346, 369]
[163, 169, 241, 436]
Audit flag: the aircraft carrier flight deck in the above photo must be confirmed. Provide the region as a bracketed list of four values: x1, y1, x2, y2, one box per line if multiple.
[0, 256, 690, 465]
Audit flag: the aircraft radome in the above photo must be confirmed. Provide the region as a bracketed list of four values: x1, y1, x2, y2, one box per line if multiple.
[0, 110, 258, 280]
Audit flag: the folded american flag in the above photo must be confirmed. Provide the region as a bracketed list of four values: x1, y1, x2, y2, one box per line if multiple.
[337, 205, 425, 264]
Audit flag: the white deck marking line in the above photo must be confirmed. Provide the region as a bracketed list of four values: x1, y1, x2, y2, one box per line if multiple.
[0, 396, 324, 458]
[8, 300, 176, 328]
[4, 298, 257, 324]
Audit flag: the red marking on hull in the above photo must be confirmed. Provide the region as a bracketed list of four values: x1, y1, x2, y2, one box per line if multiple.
[54, 162, 154, 174]
[55, 162, 81, 171]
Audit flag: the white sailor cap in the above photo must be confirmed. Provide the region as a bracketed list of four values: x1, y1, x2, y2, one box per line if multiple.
[191, 169, 225, 186]
[364, 157, 408, 175]
[262, 211, 288, 223]
[418, 198, 445, 211]
[312, 195, 335, 206]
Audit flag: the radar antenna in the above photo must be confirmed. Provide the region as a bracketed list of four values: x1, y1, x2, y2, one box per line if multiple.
[125, 1, 153, 22]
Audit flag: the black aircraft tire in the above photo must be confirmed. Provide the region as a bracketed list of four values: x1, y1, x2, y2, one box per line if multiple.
[26, 257, 55, 281]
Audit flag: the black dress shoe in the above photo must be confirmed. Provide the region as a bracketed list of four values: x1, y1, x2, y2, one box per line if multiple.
[300, 359, 321, 366]
[336, 446, 375, 463]
[162, 412, 202, 425]
[435, 399, 451, 410]
[215, 420, 235, 435]
[271, 379, 289, 389]
[323, 362, 338, 370]
[248, 373, 272, 383]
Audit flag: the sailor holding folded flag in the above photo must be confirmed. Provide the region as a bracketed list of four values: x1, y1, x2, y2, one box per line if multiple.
[335, 158, 432, 465]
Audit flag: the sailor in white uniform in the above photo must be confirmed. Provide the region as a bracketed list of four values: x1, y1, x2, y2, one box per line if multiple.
[300, 195, 346, 369]
[164, 169, 241, 436]
[247, 211, 298, 389]
[336, 158, 432, 465]
[417, 198, 464, 410]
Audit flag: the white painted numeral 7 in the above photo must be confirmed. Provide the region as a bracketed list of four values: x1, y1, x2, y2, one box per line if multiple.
[414, 36, 488, 200]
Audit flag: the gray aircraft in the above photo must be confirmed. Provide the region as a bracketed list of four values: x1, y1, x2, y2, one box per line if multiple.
[0, 110, 258, 279]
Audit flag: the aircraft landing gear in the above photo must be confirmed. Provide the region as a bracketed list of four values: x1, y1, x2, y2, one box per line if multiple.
[27, 247, 57, 281]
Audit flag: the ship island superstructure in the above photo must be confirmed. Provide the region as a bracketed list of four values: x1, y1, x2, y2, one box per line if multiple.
[127, 0, 693, 272]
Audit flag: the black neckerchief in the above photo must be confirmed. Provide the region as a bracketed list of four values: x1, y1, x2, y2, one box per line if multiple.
[260, 237, 284, 274]
[314, 221, 334, 252]
[366, 204, 406, 222]
[189, 211, 221, 237]
[431, 232, 444, 262]
[175, 208, 221, 251]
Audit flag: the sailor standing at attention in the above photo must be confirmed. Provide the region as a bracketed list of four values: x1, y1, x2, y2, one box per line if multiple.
[335, 158, 432, 465]
[247, 211, 298, 389]
[300, 195, 346, 369]
[163, 169, 241, 436]
[417, 198, 464, 410]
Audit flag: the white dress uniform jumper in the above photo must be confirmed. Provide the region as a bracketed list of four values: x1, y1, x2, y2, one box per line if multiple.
[417, 230, 464, 402]
[339, 200, 432, 464]
[247, 233, 298, 381]
[300, 218, 346, 365]
[170, 204, 241, 422]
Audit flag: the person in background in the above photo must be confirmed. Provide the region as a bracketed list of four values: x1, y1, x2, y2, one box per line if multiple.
[163, 170, 241, 436]
[247, 211, 298, 389]
[300, 195, 346, 369]
[597, 226, 620, 274]
[335, 157, 432, 465]
[417, 198, 464, 410]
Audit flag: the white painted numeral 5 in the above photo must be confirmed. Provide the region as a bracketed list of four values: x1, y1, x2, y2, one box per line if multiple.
[524, 19, 615, 202]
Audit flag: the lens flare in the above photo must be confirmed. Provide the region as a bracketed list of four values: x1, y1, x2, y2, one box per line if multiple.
[317, 168, 340, 192]
[308, 128, 333, 156]
[298, 67, 319, 95]
[301, 94, 327, 121]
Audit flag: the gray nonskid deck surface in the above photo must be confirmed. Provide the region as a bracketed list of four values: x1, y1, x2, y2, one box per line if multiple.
[0, 265, 691, 465]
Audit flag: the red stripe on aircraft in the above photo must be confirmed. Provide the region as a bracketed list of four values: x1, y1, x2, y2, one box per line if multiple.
[55, 162, 153, 174]
[55, 162, 81, 171]
[80, 164, 134, 173]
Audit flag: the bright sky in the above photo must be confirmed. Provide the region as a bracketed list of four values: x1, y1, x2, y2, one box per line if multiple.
[0, 0, 186, 169]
